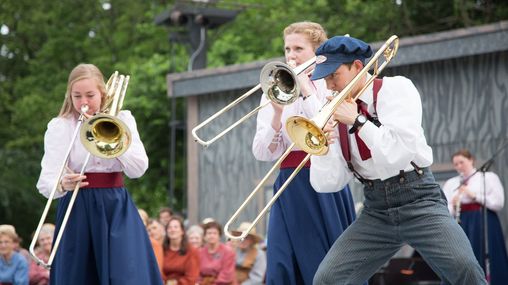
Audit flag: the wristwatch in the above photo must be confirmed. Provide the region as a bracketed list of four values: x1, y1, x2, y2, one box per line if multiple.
[349, 114, 368, 134]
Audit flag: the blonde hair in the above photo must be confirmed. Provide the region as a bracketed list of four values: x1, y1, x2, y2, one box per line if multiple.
[58, 63, 106, 118]
[138, 208, 149, 226]
[186, 224, 204, 237]
[40, 223, 55, 237]
[0, 224, 18, 241]
[283, 21, 328, 50]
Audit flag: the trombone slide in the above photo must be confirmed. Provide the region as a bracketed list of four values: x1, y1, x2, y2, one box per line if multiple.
[191, 57, 317, 147]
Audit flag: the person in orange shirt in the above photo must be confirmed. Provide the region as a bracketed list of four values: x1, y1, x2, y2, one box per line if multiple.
[162, 216, 200, 285]
[139, 209, 164, 279]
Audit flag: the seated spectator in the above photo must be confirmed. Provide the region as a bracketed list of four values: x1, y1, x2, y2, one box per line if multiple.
[0, 224, 29, 285]
[198, 221, 235, 285]
[186, 225, 204, 249]
[158, 207, 173, 227]
[29, 223, 54, 285]
[231, 222, 266, 285]
[148, 219, 166, 246]
[139, 209, 164, 279]
[162, 216, 199, 285]
[138, 208, 150, 226]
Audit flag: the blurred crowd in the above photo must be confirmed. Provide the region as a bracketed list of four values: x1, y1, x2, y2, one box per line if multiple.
[0, 207, 266, 285]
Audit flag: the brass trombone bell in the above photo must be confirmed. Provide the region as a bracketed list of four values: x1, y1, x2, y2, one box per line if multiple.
[80, 72, 131, 159]
[286, 35, 399, 155]
[80, 114, 131, 158]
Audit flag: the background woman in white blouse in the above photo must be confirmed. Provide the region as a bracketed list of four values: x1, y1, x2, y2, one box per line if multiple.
[36, 63, 162, 285]
[252, 22, 356, 285]
[443, 148, 508, 285]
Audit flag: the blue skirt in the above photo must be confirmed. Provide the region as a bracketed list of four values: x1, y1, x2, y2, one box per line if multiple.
[50, 187, 162, 285]
[265, 167, 356, 285]
[460, 209, 508, 285]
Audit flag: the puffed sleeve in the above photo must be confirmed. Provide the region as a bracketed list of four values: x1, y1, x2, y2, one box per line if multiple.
[36, 118, 73, 199]
[300, 79, 329, 118]
[252, 95, 287, 161]
[115, 110, 149, 178]
[310, 142, 353, 193]
[476, 172, 504, 211]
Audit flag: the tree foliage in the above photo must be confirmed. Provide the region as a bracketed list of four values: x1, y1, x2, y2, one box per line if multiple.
[1, 0, 507, 241]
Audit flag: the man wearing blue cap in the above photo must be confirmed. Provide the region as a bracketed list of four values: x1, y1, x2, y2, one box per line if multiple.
[308, 36, 486, 284]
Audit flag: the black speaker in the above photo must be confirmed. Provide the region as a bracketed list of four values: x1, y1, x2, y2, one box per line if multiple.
[370, 257, 441, 285]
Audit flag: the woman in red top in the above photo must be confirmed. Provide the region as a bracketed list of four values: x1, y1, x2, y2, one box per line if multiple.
[198, 222, 235, 285]
[162, 216, 199, 285]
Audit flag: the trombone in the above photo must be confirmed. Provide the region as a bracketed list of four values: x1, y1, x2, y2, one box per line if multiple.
[225, 35, 399, 240]
[191, 57, 316, 147]
[29, 72, 131, 269]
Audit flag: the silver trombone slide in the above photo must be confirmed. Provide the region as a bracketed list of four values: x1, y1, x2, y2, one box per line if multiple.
[29, 106, 89, 269]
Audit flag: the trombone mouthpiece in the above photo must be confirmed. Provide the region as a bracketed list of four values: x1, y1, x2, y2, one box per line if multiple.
[80, 105, 89, 114]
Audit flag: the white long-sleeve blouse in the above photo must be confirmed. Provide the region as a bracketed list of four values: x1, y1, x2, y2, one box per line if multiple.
[36, 110, 148, 199]
[443, 169, 505, 213]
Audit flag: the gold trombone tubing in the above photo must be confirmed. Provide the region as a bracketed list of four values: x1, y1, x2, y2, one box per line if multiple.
[224, 143, 311, 240]
[191, 56, 316, 147]
[224, 35, 399, 240]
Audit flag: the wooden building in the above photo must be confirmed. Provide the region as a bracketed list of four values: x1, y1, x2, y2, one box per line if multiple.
[166, 21, 508, 246]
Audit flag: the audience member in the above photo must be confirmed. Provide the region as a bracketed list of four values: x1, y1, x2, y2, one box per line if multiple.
[186, 225, 204, 249]
[148, 219, 166, 246]
[198, 222, 235, 285]
[158, 208, 173, 227]
[162, 216, 199, 285]
[12, 234, 30, 264]
[0, 224, 29, 285]
[139, 210, 164, 278]
[231, 222, 266, 285]
[28, 224, 54, 285]
[138, 208, 150, 226]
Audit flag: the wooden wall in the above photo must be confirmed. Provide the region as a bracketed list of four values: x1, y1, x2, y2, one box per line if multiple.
[191, 50, 508, 243]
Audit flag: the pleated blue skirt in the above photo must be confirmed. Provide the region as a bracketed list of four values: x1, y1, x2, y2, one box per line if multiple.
[265, 167, 356, 285]
[49, 187, 163, 285]
[460, 209, 508, 285]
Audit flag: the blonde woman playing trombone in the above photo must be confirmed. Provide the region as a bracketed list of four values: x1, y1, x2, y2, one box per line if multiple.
[36, 63, 162, 285]
[252, 22, 357, 285]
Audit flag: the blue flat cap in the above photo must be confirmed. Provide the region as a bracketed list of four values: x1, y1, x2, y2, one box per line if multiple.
[311, 36, 372, 80]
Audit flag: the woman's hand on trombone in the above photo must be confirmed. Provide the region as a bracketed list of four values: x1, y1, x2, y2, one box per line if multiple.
[60, 167, 88, 191]
[289, 60, 316, 100]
